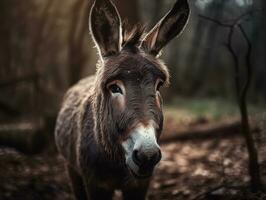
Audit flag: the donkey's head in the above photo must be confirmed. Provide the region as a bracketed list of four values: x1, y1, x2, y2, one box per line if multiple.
[90, 0, 189, 178]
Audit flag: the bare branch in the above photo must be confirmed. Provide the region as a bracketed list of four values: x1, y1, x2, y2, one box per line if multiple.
[227, 27, 240, 98]
[227, 9, 263, 25]
[199, 10, 262, 192]
[238, 24, 252, 100]
[199, 14, 232, 27]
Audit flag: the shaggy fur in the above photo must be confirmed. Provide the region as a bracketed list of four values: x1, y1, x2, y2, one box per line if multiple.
[55, 0, 189, 199]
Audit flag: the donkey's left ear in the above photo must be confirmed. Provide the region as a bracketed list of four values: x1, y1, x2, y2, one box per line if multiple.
[141, 0, 190, 57]
[90, 0, 122, 58]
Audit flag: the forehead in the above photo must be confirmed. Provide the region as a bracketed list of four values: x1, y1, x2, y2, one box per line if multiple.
[103, 51, 169, 83]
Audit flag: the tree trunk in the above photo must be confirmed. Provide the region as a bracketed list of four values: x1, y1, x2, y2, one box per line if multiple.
[67, 0, 88, 86]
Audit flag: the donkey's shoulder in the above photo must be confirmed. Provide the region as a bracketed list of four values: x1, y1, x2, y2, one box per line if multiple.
[58, 75, 96, 128]
[55, 75, 95, 163]
[59, 75, 95, 116]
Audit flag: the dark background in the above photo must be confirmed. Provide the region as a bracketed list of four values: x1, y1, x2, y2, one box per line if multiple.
[0, 0, 265, 123]
[0, 0, 265, 199]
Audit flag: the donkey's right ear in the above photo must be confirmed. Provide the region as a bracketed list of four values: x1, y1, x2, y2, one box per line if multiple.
[90, 0, 122, 58]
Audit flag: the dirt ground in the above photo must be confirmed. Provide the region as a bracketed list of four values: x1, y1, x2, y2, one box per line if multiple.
[1, 133, 265, 200]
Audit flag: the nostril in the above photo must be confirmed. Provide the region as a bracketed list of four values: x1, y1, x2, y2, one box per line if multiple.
[156, 149, 162, 164]
[150, 149, 162, 166]
[132, 150, 141, 166]
[132, 149, 161, 168]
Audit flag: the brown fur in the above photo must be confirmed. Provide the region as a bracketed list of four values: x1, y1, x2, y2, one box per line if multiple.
[55, 0, 189, 199]
[55, 52, 167, 199]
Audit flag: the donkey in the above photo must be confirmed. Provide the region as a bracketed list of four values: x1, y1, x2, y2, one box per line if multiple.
[55, 0, 189, 199]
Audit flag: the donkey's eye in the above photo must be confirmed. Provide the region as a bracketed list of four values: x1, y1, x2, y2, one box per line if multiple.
[109, 84, 123, 94]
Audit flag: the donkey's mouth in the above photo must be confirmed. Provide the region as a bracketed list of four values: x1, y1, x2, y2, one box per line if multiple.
[126, 156, 152, 179]
[128, 166, 152, 179]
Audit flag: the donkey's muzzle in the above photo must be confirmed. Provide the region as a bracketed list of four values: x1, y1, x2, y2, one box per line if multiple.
[125, 145, 162, 179]
[122, 121, 162, 179]
[127, 149, 161, 179]
[132, 149, 161, 170]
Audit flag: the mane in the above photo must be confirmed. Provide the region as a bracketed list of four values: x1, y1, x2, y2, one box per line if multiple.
[122, 23, 146, 49]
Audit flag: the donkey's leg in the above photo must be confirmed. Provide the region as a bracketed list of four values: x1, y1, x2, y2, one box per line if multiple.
[66, 164, 87, 200]
[122, 182, 149, 200]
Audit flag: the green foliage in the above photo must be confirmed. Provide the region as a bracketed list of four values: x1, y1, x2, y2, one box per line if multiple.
[166, 97, 265, 121]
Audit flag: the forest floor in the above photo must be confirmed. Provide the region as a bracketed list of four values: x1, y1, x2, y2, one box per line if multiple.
[1, 135, 266, 200]
[0, 98, 266, 200]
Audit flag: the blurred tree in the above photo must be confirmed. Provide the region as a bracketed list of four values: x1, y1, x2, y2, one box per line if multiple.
[113, 0, 140, 25]
[0, 1, 11, 77]
[0, 0, 141, 153]
[188, 0, 229, 95]
[200, 8, 263, 192]
[67, 0, 89, 86]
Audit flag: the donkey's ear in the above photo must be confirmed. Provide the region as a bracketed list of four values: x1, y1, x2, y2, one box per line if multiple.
[90, 0, 122, 57]
[141, 0, 190, 57]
